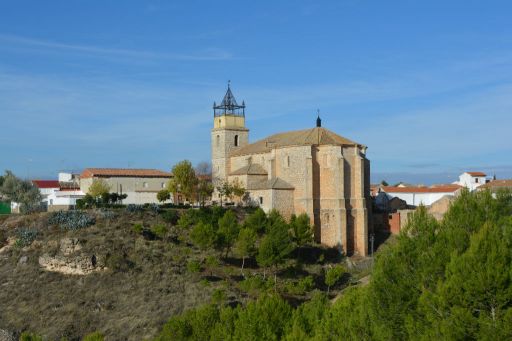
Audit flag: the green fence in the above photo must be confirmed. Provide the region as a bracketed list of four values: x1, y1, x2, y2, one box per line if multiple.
[0, 201, 11, 214]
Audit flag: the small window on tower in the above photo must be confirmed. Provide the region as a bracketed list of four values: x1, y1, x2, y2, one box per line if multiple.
[234, 135, 239, 147]
[216, 135, 220, 147]
[259, 196, 263, 204]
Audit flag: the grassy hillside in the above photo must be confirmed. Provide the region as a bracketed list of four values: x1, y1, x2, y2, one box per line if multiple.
[0, 207, 367, 340]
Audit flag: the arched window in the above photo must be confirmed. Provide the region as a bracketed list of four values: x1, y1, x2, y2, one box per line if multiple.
[216, 135, 220, 147]
[234, 135, 239, 147]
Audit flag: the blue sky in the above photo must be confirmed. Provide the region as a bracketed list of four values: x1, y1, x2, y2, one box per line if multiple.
[0, 1, 511, 184]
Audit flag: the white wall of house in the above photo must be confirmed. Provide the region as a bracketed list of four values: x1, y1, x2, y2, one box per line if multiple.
[458, 173, 486, 191]
[384, 191, 457, 206]
[39, 187, 59, 198]
[47, 190, 85, 207]
[80, 176, 172, 205]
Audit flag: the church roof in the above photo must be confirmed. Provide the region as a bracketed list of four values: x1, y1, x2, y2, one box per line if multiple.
[230, 127, 360, 157]
[248, 177, 295, 190]
[81, 168, 172, 179]
[230, 163, 268, 176]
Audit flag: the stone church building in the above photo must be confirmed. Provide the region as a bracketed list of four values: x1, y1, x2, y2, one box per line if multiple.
[211, 85, 371, 256]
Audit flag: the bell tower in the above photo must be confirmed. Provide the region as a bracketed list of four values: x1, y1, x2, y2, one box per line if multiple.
[211, 82, 249, 186]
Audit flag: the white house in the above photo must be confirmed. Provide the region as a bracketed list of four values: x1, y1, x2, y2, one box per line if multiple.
[32, 180, 61, 203]
[79, 168, 174, 205]
[456, 172, 487, 191]
[381, 185, 463, 206]
[47, 189, 85, 211]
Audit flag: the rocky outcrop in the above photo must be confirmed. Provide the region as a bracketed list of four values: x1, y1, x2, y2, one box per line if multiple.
[0, 329, 15, 341]
[38, 238, 105, 275]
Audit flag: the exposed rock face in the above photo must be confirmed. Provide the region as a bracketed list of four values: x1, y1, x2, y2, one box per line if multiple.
[38, 238, 105, 275]
[18, 255, 28, 265]
[0, 329, 15, 341]
[60, 237, 82, 255]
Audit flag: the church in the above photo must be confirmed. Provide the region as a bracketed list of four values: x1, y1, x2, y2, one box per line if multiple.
[211, 84, 371, 256]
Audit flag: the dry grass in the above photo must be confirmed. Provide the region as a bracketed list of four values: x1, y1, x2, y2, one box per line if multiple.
[0, 210, 225, 340]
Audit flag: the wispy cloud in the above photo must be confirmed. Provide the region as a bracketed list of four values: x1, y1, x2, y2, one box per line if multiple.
[0, 34, 233, 61]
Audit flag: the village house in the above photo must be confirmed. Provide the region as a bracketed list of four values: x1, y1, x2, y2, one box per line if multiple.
[211, 84, 371, 256]
[30, 173, 85, 211]
[456, 171, 489, 191]
[79, 168, 173, 205]
[379, 184, 463, 206]
[477, 179, 512, 193]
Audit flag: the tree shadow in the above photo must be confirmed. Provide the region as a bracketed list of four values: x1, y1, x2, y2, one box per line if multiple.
[292, 245, 342, 265]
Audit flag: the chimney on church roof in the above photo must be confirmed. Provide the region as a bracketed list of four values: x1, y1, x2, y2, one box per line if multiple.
[316, 110, 322, 127]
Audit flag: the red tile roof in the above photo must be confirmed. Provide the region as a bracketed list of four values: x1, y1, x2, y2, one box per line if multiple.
[478, 179, 512, 190]
[81, 168, 172, 179]
[32, 180, 60, 189]
[466, 171, 486, 177]
[382, 185, 462, 194]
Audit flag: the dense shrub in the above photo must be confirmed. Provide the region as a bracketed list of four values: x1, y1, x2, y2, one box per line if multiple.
[285, 276, 315, 295]
[149, 203, 160, 213]
[132, 223, 143, 234]
[19, 332, 43, 341]
[161, 209, 180, 224]
[126, 204, 144, 213]
[238, 274, 272, 295]
[48, 211, 95, 230]
[151, 224, 168, 238]
[325, 264, 346, 293]
[187, 260, 201, 273]
[82, 331, 105, 341]
[14, 228, 38, 248]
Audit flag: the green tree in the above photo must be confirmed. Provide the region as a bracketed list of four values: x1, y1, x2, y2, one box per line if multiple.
[205, 255, 220, 277]
[100, 191, 110, 205]
[216, 210, 240, 257]
[233, 294, 293, 340]
[157, 189, 171, 203]
[315, 286, 374, 340]
[216, 180, 232, 207]
[190, 222, 216, 250]
[257, 214, 295, 285]
[324, 264, 346, 293]
[231, 178, 246, 205]
[290, 213, 314, 248]
[286, 291, 329, 340]
[0, 170, 42, 211]
[157, 304, 220, 341]
[235, 227, 257, 276]
[244, 207, 268, 234]
[415, 220, 512, 340]
[168, 160, 198, 203]
[197, 179, 214, 207]
[87, 178, 111, 198]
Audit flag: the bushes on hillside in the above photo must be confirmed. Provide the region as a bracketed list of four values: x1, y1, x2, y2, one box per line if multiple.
[48, 211, 95, 230]
[14, 228, 38, 248]
[161, 209, 180, 224]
